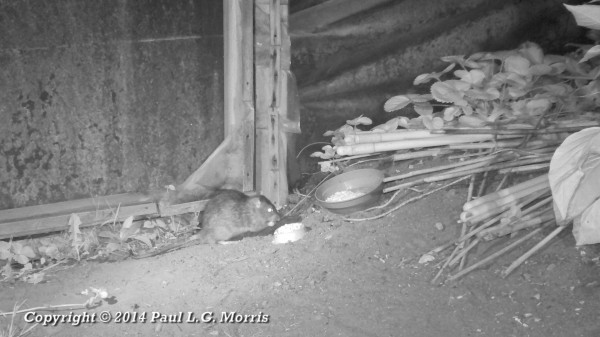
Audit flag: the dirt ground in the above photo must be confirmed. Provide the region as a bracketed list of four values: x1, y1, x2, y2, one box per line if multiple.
[1, 173, 599, 337]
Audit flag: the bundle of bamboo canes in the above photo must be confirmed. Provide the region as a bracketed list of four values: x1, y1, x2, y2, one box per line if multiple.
[314, 118, 598, 281]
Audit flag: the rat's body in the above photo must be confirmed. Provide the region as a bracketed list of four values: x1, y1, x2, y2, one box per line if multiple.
[133, 189, 280, 258]
[197, 189, 280, 244]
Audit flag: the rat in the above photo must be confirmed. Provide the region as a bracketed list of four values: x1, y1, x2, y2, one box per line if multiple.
[133, 189, 281, 258]
[196, 189, 281, 243]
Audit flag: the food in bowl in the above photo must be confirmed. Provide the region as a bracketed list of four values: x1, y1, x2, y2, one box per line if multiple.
[325, 190, 366, 202]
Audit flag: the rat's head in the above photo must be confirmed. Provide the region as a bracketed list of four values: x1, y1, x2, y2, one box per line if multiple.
[248, 195, 280, 227]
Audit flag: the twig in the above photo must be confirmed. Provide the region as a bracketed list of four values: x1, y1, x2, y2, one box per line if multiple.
[383, 154, 499, 183]
[446, 226, 545, 282]
[498, 163, 549, 174]
[450, 238, 481, 267]
[495, 173, 509, 192]
[344, 176, 470, 222]
[392, 148, 452, 161]
[297, 142, 331, 159]
[362, 188, 407, 212]
[459, 175, 477, 270]
[431, 244, 461, 285]
[501, 222, 565, 278]
[0, 302, 90, 317]
[477, 171, 490, 198]
[318, 153, 376, 164]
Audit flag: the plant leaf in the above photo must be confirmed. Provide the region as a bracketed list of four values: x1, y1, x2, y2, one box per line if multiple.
[454, 69, 486, 86]
[580, 45, 600, 63]
[422, 115, 434, 130]
[430, 81, 469, 105]
[529, 64, 553, 76]
[0, 247, 11, 260]
[20, 246, 36, 259]
[564, 4, 600, 30]
[0, 241, 9, 251]
[15, 254, 30, 265]
[458, 115, 487, 128]
[464, 88, 500, 101]
[525, 98, 552, 116]
[542, 83, 571, 96]
[398, 117, 410, 129]
[372, 118, 400, 132]
[153, 219, 168, 229]
[414, 72, 440, 85]
[518, 41, 545, 64]
[384, 95, 412, 112]
[431, 117, 444, 130]
[504, 55, 531, 76]
[443, 106, 462, 121]
[346, 115, 372, 126]
[413, 102, 433, 116]
[119, 216, 140, 241]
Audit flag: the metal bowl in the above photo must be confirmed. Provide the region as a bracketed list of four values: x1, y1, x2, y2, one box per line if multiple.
[315, 168, 384, 214]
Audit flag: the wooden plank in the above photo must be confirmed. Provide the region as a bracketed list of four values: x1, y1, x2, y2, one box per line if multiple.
[270, 0, 281, 47]
[224, 0, 243, 136]
[0, 202, 158, 240]
[290, 0, 391, 33]
[242, 115, 255, 192]
[241, 0, 254, 104]
[158, 200, 208, 217]
[241, 0, 255, 192]
[0, 193, 150, 224]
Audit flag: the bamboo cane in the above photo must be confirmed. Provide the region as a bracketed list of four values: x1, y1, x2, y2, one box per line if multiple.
[463, 174, 548, 211]
[336, 134, 520, 156]
[446, 226, 545, 282]
[501, 222, 565, 278]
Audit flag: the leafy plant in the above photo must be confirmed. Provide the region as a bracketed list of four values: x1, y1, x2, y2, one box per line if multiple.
[384, 40, 600, 130]
[97, 216, 160, 256]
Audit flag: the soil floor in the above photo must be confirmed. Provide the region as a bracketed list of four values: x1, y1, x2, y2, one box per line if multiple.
[1, 175, 599, 337]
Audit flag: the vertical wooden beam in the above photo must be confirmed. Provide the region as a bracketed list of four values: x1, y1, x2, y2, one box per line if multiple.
[255, 0, 290, 207]
[163, 0, 255, 204]
[240, 0, 255, 191]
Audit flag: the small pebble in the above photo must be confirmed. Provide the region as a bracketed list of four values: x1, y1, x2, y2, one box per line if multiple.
[546, 263, 556, 272]
[434, 222, 445, 231]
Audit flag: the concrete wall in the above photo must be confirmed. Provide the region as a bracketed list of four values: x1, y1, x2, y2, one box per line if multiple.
[290, 0, 586, 158]
[0, 0, 224, 209]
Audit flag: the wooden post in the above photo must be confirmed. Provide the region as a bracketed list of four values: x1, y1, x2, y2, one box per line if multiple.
[161, 0, 255, 206]
[255, 0, 290, 207]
